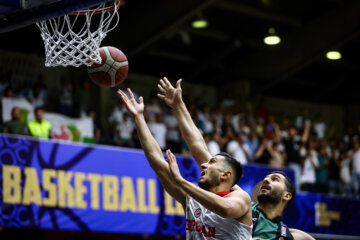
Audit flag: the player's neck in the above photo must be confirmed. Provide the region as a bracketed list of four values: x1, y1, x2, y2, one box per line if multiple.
[207, 183, 231, 194]
[258, 202, 284, 220]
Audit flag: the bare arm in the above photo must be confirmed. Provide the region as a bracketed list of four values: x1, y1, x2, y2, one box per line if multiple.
[118, 89, 186, 207]
[273, 122, 282, 141]
[166, 149, 251, 220]
[301, 123, 311, 143]
[253, 140, 266, 160]
[289, 228, 315, 240]
[157, 77, 212, 167]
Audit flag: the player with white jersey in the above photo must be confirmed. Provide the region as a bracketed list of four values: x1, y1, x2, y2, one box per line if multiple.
[156, 78, 253, 239]
[118, 87, 252, 240]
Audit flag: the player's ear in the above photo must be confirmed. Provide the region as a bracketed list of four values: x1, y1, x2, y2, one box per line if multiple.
[283, 192, 292, 201]
[220, 171, 232, 182]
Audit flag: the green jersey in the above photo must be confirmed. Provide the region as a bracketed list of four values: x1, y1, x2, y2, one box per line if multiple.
[252, 202, 294, 240]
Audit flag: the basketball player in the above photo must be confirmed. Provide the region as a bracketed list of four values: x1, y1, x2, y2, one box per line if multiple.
[251, 175, 315, 240]
[157, 77, 314, 240]
[117, 88, 252, 239]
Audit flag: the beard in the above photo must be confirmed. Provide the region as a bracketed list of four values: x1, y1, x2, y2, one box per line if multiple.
[198, 171, 221, 191]
[257, 189, 283, 206]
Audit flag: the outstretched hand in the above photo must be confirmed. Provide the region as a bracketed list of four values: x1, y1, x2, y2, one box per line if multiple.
[166, 149, 183, 184]
[157, 77, 183, 109]
[117, 88, 144, 117]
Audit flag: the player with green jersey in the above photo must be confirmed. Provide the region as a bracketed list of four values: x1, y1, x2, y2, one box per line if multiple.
[251, 171, 314, 240]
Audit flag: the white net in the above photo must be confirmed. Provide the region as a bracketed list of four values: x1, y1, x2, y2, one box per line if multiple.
[36, 1, 120, 67]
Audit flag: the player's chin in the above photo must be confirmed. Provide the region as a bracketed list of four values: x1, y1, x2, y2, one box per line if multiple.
[259, 188, 270, 194]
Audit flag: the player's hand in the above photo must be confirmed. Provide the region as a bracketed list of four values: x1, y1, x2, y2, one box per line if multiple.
[166, 149, 183, 184]
[117, 88, 144, 117]
[157, 77, 183, 109]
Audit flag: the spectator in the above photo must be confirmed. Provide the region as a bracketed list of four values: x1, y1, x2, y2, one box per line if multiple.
[268, 141, 285, 168]
[59, 76, 73, 117]
[313, 114, 327, 140]
[295, 109, 310, 130]
[300, 139, 318, 193]
[146, 92, 162, 122]
[4, 86, 14, 98]
[352, 138, 360, 200]
[253, 138, 272, 165]
[109, 100, 128, 144]
[204, 133, 221, 156]
[246, 128, 259, 159]
[3, 107, 29, 135]
[328, 146, 342, 196]
[255, 96, 268, 123]
[275, 122, 310, 191]
[199, 105, 214, 136]
[163, 110, 180, 153]
[340, 150, 353, 198]
[28, 80, 48, 108]
[148, 113, 167, 151]
[117, 112, 135, 147]
[109, 101, 127, 127]
[28, 106, 51, 139]
[239, 117, 250, 135]
[315, 145, 329, 194]
[225, 129, 248, 165]
[86, 109, 102, 144]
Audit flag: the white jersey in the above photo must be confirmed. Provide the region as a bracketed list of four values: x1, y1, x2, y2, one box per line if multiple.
[185, 193, 252, 240]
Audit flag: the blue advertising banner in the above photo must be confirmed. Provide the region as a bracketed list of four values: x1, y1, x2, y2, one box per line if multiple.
[0, 134, 359, 236]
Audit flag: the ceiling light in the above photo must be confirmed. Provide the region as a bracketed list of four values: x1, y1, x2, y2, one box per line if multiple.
[192, 13, 208, 29]
[264, 27, 281, 45]
[326, 51, 341, 60]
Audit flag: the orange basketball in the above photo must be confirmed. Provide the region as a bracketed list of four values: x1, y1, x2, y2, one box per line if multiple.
[87, 46, 129, 88]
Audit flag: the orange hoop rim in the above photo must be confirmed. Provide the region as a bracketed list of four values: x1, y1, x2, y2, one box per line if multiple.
[70, 0, 121, 15]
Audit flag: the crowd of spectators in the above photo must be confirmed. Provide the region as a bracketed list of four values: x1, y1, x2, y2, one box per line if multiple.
[1, 71, 360, 200]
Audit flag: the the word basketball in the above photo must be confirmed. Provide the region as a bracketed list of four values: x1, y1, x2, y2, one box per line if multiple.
[87, 46, 129, 88]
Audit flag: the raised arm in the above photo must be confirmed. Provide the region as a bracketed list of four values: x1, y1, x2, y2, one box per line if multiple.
[166, 149, 251, 221]
[117, 89, 186, 207]
[157, 77, 212, 167]
[301, 121, 311, 143]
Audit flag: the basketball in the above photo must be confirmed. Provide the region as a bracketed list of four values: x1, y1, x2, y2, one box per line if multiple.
[87, 46, 129, 88]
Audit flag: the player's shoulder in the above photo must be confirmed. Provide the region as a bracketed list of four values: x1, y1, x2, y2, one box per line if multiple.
[227, 186, 251, 203]
[289, 228, 315, 240]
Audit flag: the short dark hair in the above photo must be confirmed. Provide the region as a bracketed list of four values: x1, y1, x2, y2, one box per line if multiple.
[34, 106, 46, 113]
[216, 152, 243, 187]
[271, 170, 296, 210]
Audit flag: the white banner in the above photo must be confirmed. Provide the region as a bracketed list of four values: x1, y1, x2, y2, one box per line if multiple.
[1, 97, 94, 142]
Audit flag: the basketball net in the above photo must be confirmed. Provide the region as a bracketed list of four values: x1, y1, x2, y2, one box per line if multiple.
[36, 1, 120, 67]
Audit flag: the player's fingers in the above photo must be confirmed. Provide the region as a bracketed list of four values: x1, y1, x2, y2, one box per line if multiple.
[167, 149, 176, 161]
[139, 96, 143, 104]
[169, 150, 176, 160]
[157, 94, 165, 100]
[176, 79, 183, 89]
[163, 77, 173, 88]
[166, 150, 171, 162]
[158, 84, 166, 93]
[117, 90, 127, 101]
[127, 88, 134, 99]
[160, 79, 167, 89]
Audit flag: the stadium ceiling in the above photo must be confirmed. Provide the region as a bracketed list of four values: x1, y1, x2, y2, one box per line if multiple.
[2, 0, 360, 104]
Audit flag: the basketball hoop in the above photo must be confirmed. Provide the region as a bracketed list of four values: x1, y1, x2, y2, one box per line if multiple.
[36, 0, 121, 67]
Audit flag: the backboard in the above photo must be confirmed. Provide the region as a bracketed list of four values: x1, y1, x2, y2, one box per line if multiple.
[0, 0, 113, 33]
